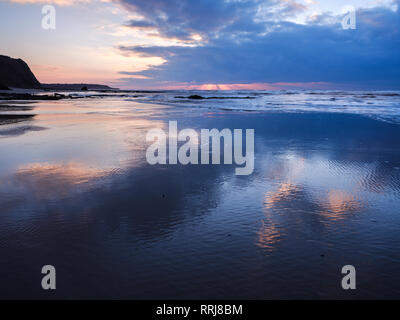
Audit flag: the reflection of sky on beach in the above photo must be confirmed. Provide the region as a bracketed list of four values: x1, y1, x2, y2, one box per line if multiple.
[258, 152, 365, 247]
[0, 100, 400, 298]
[0, 99, 169, 176]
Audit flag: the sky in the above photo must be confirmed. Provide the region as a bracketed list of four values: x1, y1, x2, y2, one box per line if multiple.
[0, 0, 399, 90]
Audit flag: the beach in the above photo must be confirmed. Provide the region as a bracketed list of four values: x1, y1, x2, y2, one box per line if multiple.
[0, 91, 400, 299]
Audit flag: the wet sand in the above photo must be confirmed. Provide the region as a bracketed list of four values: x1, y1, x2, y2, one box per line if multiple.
[0, 98, 400, 299]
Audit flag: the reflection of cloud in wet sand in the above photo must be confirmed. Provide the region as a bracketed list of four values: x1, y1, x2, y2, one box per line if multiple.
[0, 125, 47, 136]
[14, 162, 112, 198]
[257, 155, 365, 249]
[0, 105, 34, 112]
[257, 219, 282, 250]
[263, 183, 299, 210]
[257, 157, 305, 249]
[0, 115, 35, 126]
[257, 184, 297, 250]
[320, 189, 361, 221]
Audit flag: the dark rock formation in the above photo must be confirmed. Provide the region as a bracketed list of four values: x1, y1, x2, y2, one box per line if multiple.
[188, 95, 205, 99]
[0, 55, 41, 89]
[0, 93, 66, 100]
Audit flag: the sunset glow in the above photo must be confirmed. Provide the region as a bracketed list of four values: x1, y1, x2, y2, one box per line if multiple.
[1, 0, 399, 89]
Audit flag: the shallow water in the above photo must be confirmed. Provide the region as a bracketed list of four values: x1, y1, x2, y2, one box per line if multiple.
[62, 89, 400, 123]
[0, 94, 400, 299]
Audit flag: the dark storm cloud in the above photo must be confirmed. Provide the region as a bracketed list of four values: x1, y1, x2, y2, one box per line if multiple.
[117, 0, 277, 40]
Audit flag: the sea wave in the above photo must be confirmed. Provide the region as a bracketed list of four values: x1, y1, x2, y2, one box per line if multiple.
[129, 90, 400, 124]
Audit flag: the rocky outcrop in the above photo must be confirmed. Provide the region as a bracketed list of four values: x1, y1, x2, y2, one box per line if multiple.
[0, 55, 41, 89]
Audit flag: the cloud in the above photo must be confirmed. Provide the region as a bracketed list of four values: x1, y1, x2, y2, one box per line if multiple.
[117, 0, 283, 41]
[9, 0, 400, 88]
[117, 1, 400, 89]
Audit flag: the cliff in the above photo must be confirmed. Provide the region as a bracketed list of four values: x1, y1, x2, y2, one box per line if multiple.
[0, 55, 41, 89]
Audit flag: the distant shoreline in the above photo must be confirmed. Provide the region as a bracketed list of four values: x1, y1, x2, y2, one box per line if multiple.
[41, 83, 117, 91]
